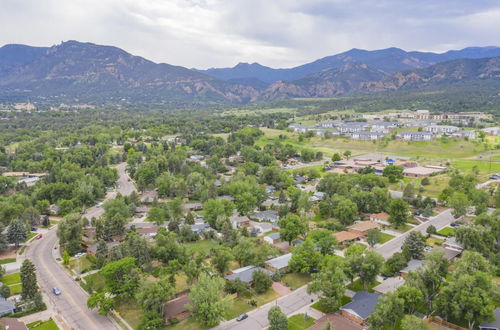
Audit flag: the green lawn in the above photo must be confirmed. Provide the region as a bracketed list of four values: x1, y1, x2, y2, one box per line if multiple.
[2, 272, 21, 286]
[82, 273, 106, 293]
[68, 256, 94, 274]
[175, 273, 189, 293]
[287, 314, 315, 330]
[281, 273, 311, 290]
[9, 283, 22, 294]
[390, 224, 413, 233]
[437, 227, 455, 237]
[426, 237, 444, 247]
[378, 232, 395, 244]
[27, 319, 59, 330]
[451, 159, 500, 177]
[347, 279, 380, 293]
[311, 295, 352, 313]
[166, 318, 210, 330]
[0, 258, 16, 264]
[26, 232, 37, 241]
[115, 298, 143, 329]
[184, 240, 218, 254]
[225, 289, 281, 320]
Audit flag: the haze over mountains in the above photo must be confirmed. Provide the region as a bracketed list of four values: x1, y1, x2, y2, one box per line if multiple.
[0, 40, 499, 105]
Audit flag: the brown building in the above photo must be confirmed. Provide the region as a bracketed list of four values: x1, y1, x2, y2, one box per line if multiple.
[347, 221, 380, 236]
[333, 231, 363, 244]
[164, 295, 191, 324]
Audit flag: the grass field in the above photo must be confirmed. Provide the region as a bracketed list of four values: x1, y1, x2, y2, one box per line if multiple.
[27, 319, 59, 330]
[184, 240, 218, 254]
[281, 273, 311, 290]
[116, 298, 142, 329]
[311, 295, 352, 313]
[225, 289, 280, 320]
[288, 314, 315, 330]
[166, 318, 209, 330]
[2, 272, 20, 286]
[379, 232, 395, 244]
[82, 273, 106, 293]
[0, 258, 16, 264]
[426, 237, 445, 247]
[347, 279, 380, 293]
[437, 227, 455, 237]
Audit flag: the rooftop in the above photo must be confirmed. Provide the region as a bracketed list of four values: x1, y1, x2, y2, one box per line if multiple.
[348, 221, 380, 232]
[225, 266, 273, 283]
[333, 231, 363, 243]
[341, 291, 381, 320]
[265, 253, 292, 270]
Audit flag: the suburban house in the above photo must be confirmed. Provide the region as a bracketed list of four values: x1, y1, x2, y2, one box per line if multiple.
[479, 307, 500, 330]
[451, 130, 476, 139]
[249, 210, 279, 223]
[0, 318, 27, 330]
[482, 127, 500, 136]
[288, 123, 313, 133]
[442, 237, 464, 252]
[347, 221, 380, 236]
[425, 125, 459, 134]
[264, 232, 281, 244]
[404, 120, 438, 128]
[225, 266, 273, 283]
[264, 253, 292, 273]
[333, 231, 363, 244]
[350, 132, 384, 141]
[250, 222, 274, 235]
[396, 131, 434, 141]
[86, 241, 120, 255]
[338, 123, 368, 134]
[373, 277, 405, 294]
[370, 121, 399, 133]
[403, 165, 447, 178]
[183, 202, 203, 212]
[340, 291, 381, 325]
[432, 247, 462, 261]
[164, 295, 191, 325]
[366, 212, 390, 225]
[230, 214, 250, 229]
[400, 259, 423, 277]
[0, 298, 15, 317]
[309, 191, 325, 202]
[190, 222, 211, 235]
[135, 226, 160, 239]
[316, 122, 337, 128]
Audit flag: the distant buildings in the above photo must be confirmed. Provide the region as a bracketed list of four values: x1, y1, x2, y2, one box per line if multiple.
[396, 131, 434, 141]
[424, 125, 459, 134]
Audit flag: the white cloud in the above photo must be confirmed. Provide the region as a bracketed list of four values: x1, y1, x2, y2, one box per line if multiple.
[0, 0, 499, 68]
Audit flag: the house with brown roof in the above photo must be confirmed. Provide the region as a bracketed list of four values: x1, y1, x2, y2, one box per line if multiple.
[366, 212, 390, 225]
[347, 221, 380, 236]
[164, 295, 191, 324]
[333, 231, 363, 244]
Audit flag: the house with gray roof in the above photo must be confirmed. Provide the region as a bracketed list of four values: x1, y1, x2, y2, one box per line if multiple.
[264, 232, 281, 244]
[224, 266, 273, 283]
[0, 297, 15, 316]
[249, 210, 279, 223]
[397, 131, 434, 141]
[400, 259, 423, 276]
[190, 222, 211, 235]
[264, 253, 292, 272]
[340, 291, 381, 325]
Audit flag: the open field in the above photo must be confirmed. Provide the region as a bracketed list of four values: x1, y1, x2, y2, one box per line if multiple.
[281, 273, 311, 290]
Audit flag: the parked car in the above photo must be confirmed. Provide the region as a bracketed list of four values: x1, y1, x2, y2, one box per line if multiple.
[53, 287, 61, 295]
[236, 314, 248, 321]
[424, 246, 433, 252]
[36, 234, 43, 239]
[31, 227, 37, 231]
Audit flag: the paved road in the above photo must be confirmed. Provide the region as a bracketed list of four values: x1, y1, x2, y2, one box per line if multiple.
[214, 286, 317, 330]
[84, 162, 136, 220]
[376, 208, 454, 259]
[26, 229, 119, 330]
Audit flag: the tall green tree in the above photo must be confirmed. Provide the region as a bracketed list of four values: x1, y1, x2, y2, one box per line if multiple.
[333, 197, 358, 225]
[57, 213, 83, 255]
[358, 250, 384, 290]
[136, 278, 174, 315]
[388, 198, 409, 228]
[188, 274, 230, 327]
[20, 259, 39, 301]
[368, 292, 405, 330]
[212, 246, 233, 275]
[101, 257, 140, 297]
[367, 228, 381, 247]
[87, 291, 115, 315]
[449, 191, 470, 218]
[308, 256, 347, 312]
[400, 315, 429, 330]
[7, 219, 27, 247]
[278, 214, 306, 245]
[268, 306, 288, 330]
[252, 269, 272, 294]
[403, 232, 426, 260]
[289, 239, 321, 274]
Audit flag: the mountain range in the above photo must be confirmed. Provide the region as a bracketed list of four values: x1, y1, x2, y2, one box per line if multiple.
[0, 41, 499, 105]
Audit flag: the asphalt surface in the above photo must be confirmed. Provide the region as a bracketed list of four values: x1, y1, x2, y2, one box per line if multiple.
[84, 162, 136, 220]
[26, 229, 119, 330]
[376, 208, 455, 259]
[214, 286, 317, 330]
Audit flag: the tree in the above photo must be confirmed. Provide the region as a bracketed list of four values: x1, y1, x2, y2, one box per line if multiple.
[308, 256, 347, 312]
[101, 257, 140, 297]
[407, 250, 449, 314]
[331, 153, 341, 162]
[7, 219, 27, 247]
[0, 284, 10, 299]
[358, 250, 384, 290]
[344, 244, 365, 283]
[396, 285, 424, 315]
[87, 291, 115, 315]
[368, 292, 404, 330]
[212, 246, 233, 274]
[343, 150, 351, 159]
[308, 230, 337, 255]
[388, 198, 409, 228]
[455, 224, 496, 257]
[235, 192, 258, 215]
[381, 252, 408, 277]
[136, 278, 173, 315]
[268, 306, 288, 330]
[403, 232, 426, 260]
[0, 227, 9, 252]
[203, 199, 233, 228]
[367, 228, 381, 247]
[138, 311, 164, 330]
[449, 191, 470, 218]
[426, 225, 436, 236]
[57, 213, 83, 255]
[278, 214, 306, 244]
[20, 259, 39, 301]
[188, 273, 230, 327]
[252, 269, 272, 294]
[402, 183, 415, 202]
[184, 259, 200, 285]
[289, 239, 321, 274]
[382, 165, 404, 183]
[233, 238, 258, 267]
[333, 197, 358, 225]
[400, 315, 429, 330]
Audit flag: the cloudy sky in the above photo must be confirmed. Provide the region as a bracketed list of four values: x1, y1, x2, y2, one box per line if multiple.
[1, 0, 499, 69]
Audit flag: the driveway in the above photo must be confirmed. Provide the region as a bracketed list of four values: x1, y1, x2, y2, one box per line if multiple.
[376, 208, 454, 259]
[214, 285, 317, 330]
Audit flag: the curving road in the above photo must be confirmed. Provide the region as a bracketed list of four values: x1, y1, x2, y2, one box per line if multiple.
[25, 162, 135, 329]
[26, 229, 119, 329]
